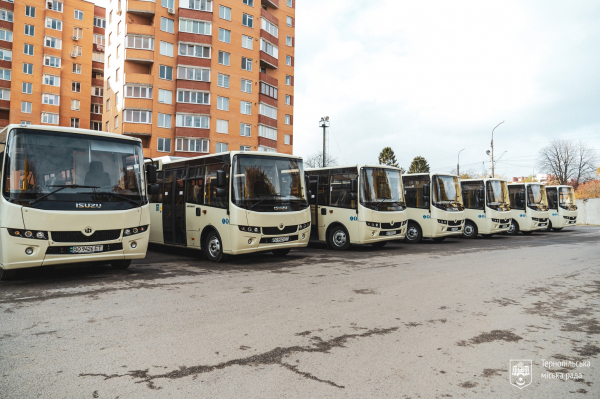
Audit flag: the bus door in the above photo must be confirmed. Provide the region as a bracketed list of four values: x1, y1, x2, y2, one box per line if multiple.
[308, 176, 319, 239]
[162, 168, 187, 246]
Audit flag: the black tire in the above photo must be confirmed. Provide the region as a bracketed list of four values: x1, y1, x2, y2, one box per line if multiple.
[432, 237, 446, 242]
[546, 221, 553, 232]
[371, 241, 388, 248]
[552, 227, 563, 232]
[0, 267, 16, 281]
[327, 225, 350, 251]
[506, 220, 520, 236]
[111, 260, 132, 269]
[205, 231, 227, 262]
[272, 248, 291, 257]
[462, 220, 478, 239]
[404, 222, 423, 244]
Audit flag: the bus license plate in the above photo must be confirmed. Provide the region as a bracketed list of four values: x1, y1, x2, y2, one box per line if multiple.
[70, 245, 103, 254]
[539, 223, 547, 227]
[500, 224, 509, 228]
[385, 231, 397, 236]
[271, 237, 289, 243]
[449, 227, 459, 232]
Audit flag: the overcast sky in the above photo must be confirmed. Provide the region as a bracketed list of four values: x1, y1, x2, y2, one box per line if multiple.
[95, 0, 600, 177]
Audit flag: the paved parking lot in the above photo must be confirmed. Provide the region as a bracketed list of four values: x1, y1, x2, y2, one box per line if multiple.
[1, 227, 599, 398]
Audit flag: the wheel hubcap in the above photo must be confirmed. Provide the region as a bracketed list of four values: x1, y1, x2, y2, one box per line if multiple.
[508, 224, 516, 234]
[333, 230, 346, 247]
[208, 237, 221, 257]
[464, 225, 474, 236]
[407, 227, 418, 240]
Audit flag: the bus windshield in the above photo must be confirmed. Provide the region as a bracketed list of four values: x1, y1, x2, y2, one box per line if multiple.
[559, 186, 576, 210]
[231, 154, 308, 212]
[433, 175, 463, 211]
[360, 168, 405, 211]
[486, 180, 510, 211]
[527, 184, 548, 211]
[2, 128, 145, 209]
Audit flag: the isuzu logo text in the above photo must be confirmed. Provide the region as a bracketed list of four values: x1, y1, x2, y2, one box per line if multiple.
[76, 203, 102, 209]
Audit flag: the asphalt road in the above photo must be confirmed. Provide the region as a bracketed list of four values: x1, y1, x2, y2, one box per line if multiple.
[1, 227, 599, 398]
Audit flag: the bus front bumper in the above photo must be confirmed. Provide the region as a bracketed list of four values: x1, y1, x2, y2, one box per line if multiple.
[358, 222, 407, 244]
[228, 227, 310, 255]
[430, 221, 465, 238]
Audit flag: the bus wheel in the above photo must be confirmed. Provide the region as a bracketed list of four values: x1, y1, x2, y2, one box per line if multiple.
[552, 228, 563, 232]
[371, 241, 387, 248]
[272, 248, 291, 257]
[328, 225, 350, 250]
[462, 221, 478, 239]
[404, 223, 422, 244]
[546, 221, 553, 231]
[506, 220, 519, 236]
[111, 260, 132, 269]
[205, 231, 227, 262]
[0, 268, 16, 281]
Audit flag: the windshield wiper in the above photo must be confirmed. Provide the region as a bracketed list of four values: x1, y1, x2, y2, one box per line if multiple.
[249, 194, 282, 210]
[29, 184, 100, 205]
[94, 191, 143, 205]
[372, 197, 392, 210]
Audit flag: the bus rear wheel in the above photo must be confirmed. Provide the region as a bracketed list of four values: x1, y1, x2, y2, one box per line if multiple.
[111, 260, 132, 269]
[272, 248, 291, 257]
[462, 220, 478, 239]
[205, 231, 227, 262]
[0, 268, 16, 281]
[404, 222, 422, 244]
[371, 241, 388, 248]
[506, 220, 519, 236]
[328, 225, 350, 251]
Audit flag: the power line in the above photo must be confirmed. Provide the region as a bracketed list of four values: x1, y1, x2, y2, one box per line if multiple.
[328, 125, 349, 165]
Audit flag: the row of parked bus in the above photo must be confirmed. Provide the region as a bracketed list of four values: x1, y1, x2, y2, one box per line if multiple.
[0, 125, 578, 279]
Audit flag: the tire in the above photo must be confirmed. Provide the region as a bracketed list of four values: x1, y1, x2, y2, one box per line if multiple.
[327, 225, 351, 251]
[506, 220, 519, 236]
[111, 260, 132, 269]
[272, 248, 291, 257]
[552, 227, 563, 232]
[404, 222, 423, 244]
[371, 241, 388, 248]
[205, 231, 227, 262]
[521, 231, 533, 235]
[462, 220, 478, 239]
[432, 237, 446, 242]
[546, 221, 553, 232]
[0, 267, 16, 281]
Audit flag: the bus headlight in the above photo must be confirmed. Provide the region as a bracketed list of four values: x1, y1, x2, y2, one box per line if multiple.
[8, 229, 49, 240]
[299, 222, 310, 230]
[239, 226, 261, 233]
[366, 222, 380, 228]
[437, 219, 447, 224]
[123, 225, 148, 236]
[130, 241, 137, 249]
[25, 247, 34, 255]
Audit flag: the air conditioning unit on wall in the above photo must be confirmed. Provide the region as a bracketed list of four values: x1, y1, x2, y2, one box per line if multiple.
[168, 8, 175, 15]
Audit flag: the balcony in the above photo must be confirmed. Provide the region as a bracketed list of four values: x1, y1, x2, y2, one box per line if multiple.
[259, 72, 278, 86]
[123, 122, 153, 136]
[127, 0, 155, 16]
[126, 24, 155, 36]
[0, 99, 9, 110]
[125, 48, 154, 65]
[260, 51, 278, 69]
[261, 7, 279, 26]
[261, 0, 279, 9]
[124, 73, 153, 85]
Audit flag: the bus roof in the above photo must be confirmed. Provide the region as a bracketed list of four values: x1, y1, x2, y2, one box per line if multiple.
[305, 164, 402, 172]
[158, 151, 303, 166]
[461, 178, 506, 183]
[0, 124, 142, 143]
[403, 172, 459, 178]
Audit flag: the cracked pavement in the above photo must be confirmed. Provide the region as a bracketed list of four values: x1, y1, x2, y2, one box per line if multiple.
[1, 226, 599, 398]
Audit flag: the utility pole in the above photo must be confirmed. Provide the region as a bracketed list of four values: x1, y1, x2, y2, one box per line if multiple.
[491, 121, 504, 178]
[457, 148, 465, 176]
[319, 117, 330, 167]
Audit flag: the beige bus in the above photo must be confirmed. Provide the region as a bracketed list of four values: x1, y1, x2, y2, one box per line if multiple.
[0, 124, 153, 280]
[149, 151, 310, 262]
[545, 185, 578, 231]
[305, 165, 407, 250]
[506, 182, 549, 235]
[402, 173, 465, 243]
[460, 178, 511, 238]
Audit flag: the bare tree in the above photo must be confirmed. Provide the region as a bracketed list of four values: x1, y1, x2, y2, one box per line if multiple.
[305, 151, 338, 168]
[537, 139, 597, 187]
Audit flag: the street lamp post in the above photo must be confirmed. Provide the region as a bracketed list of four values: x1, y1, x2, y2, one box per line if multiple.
[319, 117, 330, 167]
[491, 121, 504, 178]
[457, 148, 465, 176]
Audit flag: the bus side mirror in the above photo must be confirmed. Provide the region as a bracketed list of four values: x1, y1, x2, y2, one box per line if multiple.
[216, 188, 227, 198]
[148, 184, 159, 195]
[216, 170, 227, 188]
[350, 179, 358, 193]
[350, 192, 357, 201]
[146, 164, 157, 184]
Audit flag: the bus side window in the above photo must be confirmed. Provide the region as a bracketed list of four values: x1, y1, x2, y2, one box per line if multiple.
[463, 182, 484, 210]
[204, 163, 228, 209]
[508, 186, 524, 209]
[317, 174, 329, 206]
[403, 178, 429, 209]
[148, 171, 164, 203]
[330, 174, 356, 209]
[187, 178, 204, 205]
[546, 188, 557, 209]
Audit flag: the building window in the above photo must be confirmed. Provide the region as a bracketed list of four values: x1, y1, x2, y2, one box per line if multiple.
[46, 17, 62, 31]
[179, 19, 211, 35]
[216, 143, 228, 153]
[177, 90, 209, 104]
[286, 55, 292, 66]
[124, 110, 152, 124]
[285, 134, 291, 145]
[241, 57, 252, 71]
[0, 69, 10, 81]
[176, 114, 209, 128]
[240, 101, 251, 115]
[72, 45, 83, 57]
[242, 14, 253, 28]
[241, 79, 252, 93]
[126, 35, 154, 50]
[0, 88, 10, 100]
[90, 121, 102, 131]
[71, 118, 80, 128]
[71, 99, 80, 111]
[94, 16, 106, 29]
[160, 41, 173, 57]
[243, 0, 254, 6]
[240, 123, 251, 137]
[242, 35, 253, 50]
[287, 36, 293, 46]
[259, 125, 277, 140]
[47, 1, 63, 12]
[26, 6, 36, 18]
[0, 48, 11, 61]
[93, 51, 104, 62]
[217, 96, 229, 111]
[177, 66, 210, 82]
[105, 121, 109, 132]
[159, 65, 173, 80]
[73, 27, 83, 39]
[288, 0, 293, 6]
[219, 5, 231, 21]
[285, 115, 291, 125]
[71, 64, 82, 75]
[260, 82, 277, 99]
[219, 28, 231, 44]
[74, 10, 83, 20]
[261, 18, 278, 37]
[176, 138, 209, 153]
[43, 75, 60, 86]
[72, 82, 81, 93]
[92, 86, 103, 96]
[285, 95, 291, 105]
[161, 17, 174, 33]
[125, 85, 152, 98]
[287, 16, 293, 27]
[217, 73, 229, 88]
[41, 113, 59, 125]
[158, 114, 172, 128]
[24, 24, 35, 37]
[22, 82, 32, 94]
[90, 104, 103, 114]
[21, 101, 32, 113]
[260, 39, 278, 59]
[178, 43, 210, 58]
[161, 0, 174, 9]
[44, 55, 61, 68]
[117, 22, 121, 35]
[181, 0, 213, 11]
[240, 145, 251, 152]
[286, 75, 292, 85]
[216, 120, 228, 134]
[159, 89, 173, 104]
[45, 36, 62, 49]
[24, 44, 34, 56]
[94, 34, 105, 45]
[158, 137, 172, 153]
[106, 98, 110, 111]
[114, 115, 118, 129]
[115, 91, 120, 106]
[259, 103, 277, 119]
[23, 63, 33, 75]
[218, 51, 230, 66]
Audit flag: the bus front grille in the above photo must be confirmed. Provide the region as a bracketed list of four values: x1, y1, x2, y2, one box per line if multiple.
[262, 226, 299, 235]
[50, 229, 122, 243]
